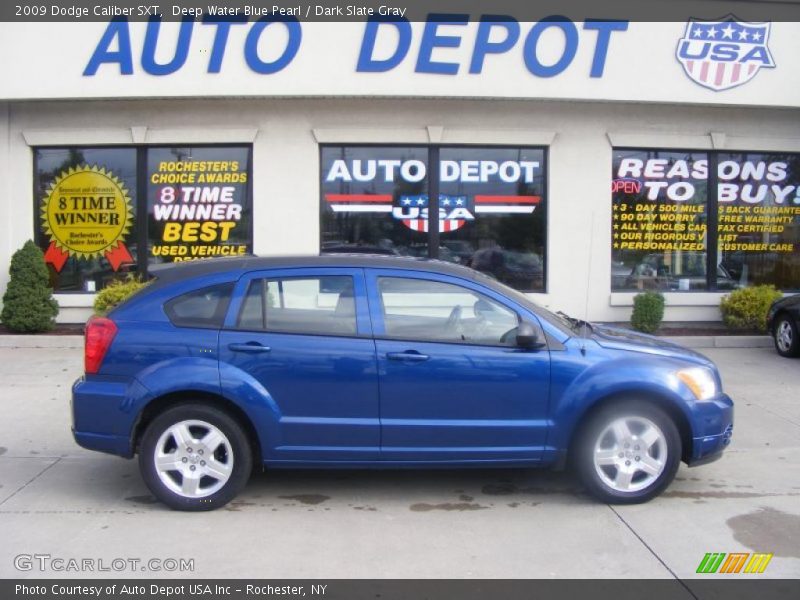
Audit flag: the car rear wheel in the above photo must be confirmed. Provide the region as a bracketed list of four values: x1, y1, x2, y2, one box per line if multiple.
[139, 404, 252, 511]
[575, 400, 681, 504]
[773, 314, 800, 358]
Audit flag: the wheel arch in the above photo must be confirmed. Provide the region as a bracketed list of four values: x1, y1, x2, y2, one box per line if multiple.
[565, 390, 694, 467]
[131, 390, 263, 466]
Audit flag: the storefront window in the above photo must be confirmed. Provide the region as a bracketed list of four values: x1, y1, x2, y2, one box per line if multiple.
[320, 145, 548, 292]
[35, 148, 138, 292]
[320, 146, 428, 256]
[717, 152, 800, 290]
[147, 146, 252, 265]
[612, 149, 709, 292]
[35, 145, 252, 292]
[611, 148, 800, 292]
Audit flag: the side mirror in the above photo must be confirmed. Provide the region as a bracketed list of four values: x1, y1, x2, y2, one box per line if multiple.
[516, 322, 541, 349]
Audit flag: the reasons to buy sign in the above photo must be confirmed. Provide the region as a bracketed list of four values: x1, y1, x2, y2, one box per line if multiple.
[40, 164, 134, 272]
[149, 157, 249, 262]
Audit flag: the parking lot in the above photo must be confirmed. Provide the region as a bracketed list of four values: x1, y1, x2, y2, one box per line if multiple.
[0, 343, 798, 580]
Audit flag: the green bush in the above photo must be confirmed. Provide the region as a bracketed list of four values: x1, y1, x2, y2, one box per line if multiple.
[93, 275, 149, 315]
[1, 240, 59, 332]
[720, 285, 783, 332]
[631, 291, 665, 334]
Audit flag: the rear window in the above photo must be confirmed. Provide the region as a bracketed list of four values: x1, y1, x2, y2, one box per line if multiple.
[164, 283, 234, 329]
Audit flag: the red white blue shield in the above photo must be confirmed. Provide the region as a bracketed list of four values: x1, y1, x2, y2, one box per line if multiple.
[676, 16, 775, 91]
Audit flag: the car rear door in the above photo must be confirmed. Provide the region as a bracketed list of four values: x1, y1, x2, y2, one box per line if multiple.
[219, 268, 379, 462]
[366, 269, 551, 463]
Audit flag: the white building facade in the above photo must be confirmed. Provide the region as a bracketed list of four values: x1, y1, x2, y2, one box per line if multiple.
[1, 17, 799, 323]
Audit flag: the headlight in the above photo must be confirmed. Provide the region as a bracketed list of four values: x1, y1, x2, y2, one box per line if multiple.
[677, 367, 718, 401]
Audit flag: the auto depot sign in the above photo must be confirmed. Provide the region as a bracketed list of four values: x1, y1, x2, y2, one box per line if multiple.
[0, 17, 798, 106]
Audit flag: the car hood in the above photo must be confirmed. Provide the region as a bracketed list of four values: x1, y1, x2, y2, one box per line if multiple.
[590, 324, 713, 366]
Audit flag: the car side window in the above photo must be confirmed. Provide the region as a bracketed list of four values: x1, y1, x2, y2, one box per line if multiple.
[164, 283, 234, 329]
[237, 275, 357, 336]
[377, 277, 519, 345]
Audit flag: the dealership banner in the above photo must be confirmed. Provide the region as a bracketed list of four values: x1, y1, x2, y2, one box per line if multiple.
[3, 579, 800, 600]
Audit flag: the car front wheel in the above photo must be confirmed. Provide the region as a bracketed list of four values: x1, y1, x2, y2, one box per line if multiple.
[139, 404, 252, 511]
[575, 401, 681, 504]
[773, 315, 800, 358]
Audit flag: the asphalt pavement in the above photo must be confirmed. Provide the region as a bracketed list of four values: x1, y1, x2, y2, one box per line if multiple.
[0, 344, 798, 580]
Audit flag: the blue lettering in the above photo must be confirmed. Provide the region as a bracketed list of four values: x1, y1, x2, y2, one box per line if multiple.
[141, 17, 194, 76]
[740, 45, 774, 66]
[470, 16, 520, 74]
[202, 16, 247, 73]
[523, 16, 578, 77]
[710, 43, 739, 62]
[679, 40, 710, 60]
[83, 17, 133, 76]
[583, 20, 628, 77]
[357, 17, 411, 72]
[416, 14, 468, 75]
[244, 17, 302, 74]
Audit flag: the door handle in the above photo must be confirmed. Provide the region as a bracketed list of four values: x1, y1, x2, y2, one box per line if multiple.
[228, 342, 272, 354]
[386, 351, 430, 362]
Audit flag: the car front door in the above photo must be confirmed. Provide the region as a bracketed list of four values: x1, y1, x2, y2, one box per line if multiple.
[219, 268, 379, 462]
[366, 269, 551, 463]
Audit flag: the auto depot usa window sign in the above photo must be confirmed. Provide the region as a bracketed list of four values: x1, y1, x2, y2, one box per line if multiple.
[324, 156, 541, 233]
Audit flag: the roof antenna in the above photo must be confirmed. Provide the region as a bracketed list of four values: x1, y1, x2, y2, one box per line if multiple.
[580, 211, 595, 355]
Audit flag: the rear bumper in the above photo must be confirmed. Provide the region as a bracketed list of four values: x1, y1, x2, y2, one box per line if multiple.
[686, 393, 734, 466]
[71, 376, 146, 458]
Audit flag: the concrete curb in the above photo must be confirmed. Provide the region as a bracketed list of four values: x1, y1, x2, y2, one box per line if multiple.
[663, 335, 773, 349]
[0, 334, 774, 350]
[0, 335, 83, 349]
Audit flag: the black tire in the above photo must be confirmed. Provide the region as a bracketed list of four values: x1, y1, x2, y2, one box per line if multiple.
[773, 314, 800, 358]
[139, 403, 252, 511]
[574, 400, 681, 504]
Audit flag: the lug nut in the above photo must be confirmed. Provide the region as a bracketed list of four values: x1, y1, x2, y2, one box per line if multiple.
[625, 460, 631, 466]
[200, 461, 206, 466]
[182, 457, 188, 463]
[190, 465, 196, 471]
[618, 453, 624, 458]
[635, 456, 640, 461]
[198, 449, 204, 455]
[187, 448, 193, 453]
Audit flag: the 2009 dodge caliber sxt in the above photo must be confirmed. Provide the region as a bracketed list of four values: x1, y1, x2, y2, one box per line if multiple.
[72, 255, 733, 510]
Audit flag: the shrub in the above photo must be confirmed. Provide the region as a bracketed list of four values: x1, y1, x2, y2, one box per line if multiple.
[1, 240, 59, 332]
[720, 285, 783, 332]
[631, 291, 665, 334]
[93, 275, 149, 316]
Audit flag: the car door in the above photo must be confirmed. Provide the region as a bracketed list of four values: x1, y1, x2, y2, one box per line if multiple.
[219, 268, 379, 462]
[366, 269, 551, 463]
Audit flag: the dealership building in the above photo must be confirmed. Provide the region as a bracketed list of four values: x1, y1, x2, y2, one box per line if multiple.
[0, 15, 798, 323]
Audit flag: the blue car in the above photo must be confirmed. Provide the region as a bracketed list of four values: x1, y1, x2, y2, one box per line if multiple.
[72, 256, 733, 510]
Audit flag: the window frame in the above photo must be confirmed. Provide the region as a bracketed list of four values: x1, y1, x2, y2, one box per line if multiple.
[319, 143, 549, 293]
[32, 143, 254, 294]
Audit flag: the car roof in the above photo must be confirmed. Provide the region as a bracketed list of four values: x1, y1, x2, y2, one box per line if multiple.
[148, 254, 482, 284]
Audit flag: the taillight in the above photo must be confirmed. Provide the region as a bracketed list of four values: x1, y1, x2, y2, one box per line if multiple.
[84, 316, 117, 374]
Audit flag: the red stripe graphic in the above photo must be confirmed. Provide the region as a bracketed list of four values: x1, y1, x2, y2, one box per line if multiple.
[714, 62, 725, 87]
[475, 195, 541, 204]
[732, 63, 741, 84]
[325, 194, 393, 203]
[699, 61, 710, 83]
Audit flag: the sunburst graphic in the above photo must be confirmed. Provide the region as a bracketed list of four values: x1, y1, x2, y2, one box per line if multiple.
[40, 164, 134, 260]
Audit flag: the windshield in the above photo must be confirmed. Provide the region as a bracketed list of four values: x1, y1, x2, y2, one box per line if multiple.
[470, 270, 576, 336]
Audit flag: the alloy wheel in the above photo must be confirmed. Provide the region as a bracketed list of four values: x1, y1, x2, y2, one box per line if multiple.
[153, 419, 234, 498]
[593, 416, 667, 493]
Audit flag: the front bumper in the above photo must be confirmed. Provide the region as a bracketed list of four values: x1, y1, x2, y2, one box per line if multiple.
[686, 392, 734, 466]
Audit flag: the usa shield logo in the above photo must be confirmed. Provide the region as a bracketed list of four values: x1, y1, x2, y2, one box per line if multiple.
[676, 16, 775, 91]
